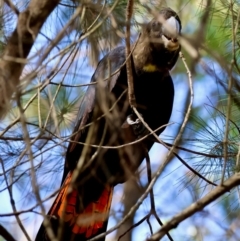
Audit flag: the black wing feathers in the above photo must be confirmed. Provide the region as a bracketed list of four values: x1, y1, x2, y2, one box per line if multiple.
[64, 47, 127, 179]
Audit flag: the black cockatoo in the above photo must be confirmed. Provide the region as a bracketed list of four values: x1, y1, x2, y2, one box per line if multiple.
[35, 7, 181, 241]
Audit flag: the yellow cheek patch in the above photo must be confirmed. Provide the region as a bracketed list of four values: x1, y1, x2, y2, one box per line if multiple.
[143, 64, 158, 72]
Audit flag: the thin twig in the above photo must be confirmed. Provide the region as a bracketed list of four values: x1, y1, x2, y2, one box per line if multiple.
[145, 149, 174, 241]
[0, 224, 16, 241]
[3, 0, 19, 15]
[16, 93, 57, 241]
[0, 159, 31, 241]
[118, 214, 150, 241]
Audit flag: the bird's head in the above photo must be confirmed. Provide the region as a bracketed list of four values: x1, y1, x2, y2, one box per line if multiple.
[146, 8, 181, 51]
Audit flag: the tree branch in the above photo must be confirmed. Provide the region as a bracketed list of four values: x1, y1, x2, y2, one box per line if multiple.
[148, 173, 240, 240]
[0, 224, 16, 241]
[0, 0, 60, 118]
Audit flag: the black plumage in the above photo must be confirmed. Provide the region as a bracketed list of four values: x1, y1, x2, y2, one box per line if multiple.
[35, 7, 181, 241]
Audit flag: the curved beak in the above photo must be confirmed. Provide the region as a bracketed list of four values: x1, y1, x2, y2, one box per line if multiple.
[160, 16, 180, 51]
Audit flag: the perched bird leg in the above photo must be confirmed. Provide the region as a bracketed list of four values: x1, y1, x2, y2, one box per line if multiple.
[125, 113, 147, 138]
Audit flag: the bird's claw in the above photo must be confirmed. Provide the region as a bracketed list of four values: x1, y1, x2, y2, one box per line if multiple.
[126, 114, 146, 137]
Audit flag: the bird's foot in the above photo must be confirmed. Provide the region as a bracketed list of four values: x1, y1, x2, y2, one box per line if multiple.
[125, 114, 146, 137]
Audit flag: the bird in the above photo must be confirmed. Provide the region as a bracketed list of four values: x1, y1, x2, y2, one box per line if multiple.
[35, 7, 181, 241]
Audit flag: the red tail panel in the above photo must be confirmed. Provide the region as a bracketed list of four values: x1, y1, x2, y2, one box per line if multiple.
[49, 172, 113, 239]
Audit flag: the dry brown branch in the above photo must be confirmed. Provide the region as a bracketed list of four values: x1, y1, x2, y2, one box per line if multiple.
[3, 0, 19, 15]
[125, 0, 136, 107]
[0, 0, 60, 118]
[16, 94, 57, 241]
[148, 173, 240, 241]
[0, 224, 16, 241]
[145, 150, 174, 241]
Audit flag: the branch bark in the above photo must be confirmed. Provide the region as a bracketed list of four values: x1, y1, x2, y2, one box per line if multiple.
[148, 173, 240, 241]
[0, 224, 16, 241]
[0, 0, 60, 118]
